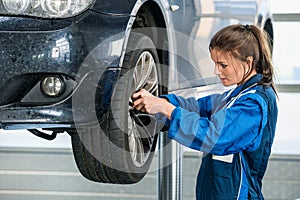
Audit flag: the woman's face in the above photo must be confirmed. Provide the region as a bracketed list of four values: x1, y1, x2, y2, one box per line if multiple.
[210, 49, 252, 86]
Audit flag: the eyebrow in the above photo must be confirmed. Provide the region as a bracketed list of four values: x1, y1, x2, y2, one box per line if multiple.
[215, 61, 227, 64]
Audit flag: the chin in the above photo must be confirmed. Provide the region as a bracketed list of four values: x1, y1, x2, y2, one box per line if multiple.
[222, 82, 236, 87]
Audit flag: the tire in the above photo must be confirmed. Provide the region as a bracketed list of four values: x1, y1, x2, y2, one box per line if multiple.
[69, 33, 162, 184]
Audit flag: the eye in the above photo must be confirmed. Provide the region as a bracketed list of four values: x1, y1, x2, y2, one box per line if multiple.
[220, 63, 228, 68]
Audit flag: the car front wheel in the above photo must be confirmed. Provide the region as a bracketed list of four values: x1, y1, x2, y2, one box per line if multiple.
[69, 33, 163, 184]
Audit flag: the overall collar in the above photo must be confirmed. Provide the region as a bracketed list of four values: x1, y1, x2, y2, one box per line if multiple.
[229, 74, 262, 99]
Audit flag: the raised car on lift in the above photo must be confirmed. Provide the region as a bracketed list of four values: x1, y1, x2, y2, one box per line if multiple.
[0, 0, 273, 184]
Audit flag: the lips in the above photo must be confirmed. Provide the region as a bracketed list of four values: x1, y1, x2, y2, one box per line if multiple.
[220, 77, 226, 82]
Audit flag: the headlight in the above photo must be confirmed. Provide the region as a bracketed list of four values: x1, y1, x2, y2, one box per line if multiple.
[3, 0, 30, 14]
[42, 0, 72, 16]
[0, 0, 95, 18]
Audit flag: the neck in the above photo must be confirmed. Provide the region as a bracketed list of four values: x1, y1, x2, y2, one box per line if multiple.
[237, 71, 257, 86]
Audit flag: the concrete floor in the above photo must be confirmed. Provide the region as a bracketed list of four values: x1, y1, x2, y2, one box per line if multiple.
[0, 146, 299, 200]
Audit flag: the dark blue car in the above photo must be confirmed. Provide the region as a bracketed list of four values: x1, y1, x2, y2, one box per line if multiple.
[0, 0, 273, 184]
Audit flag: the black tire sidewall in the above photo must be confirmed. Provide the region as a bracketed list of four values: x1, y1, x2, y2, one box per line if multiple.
[108, 33, 161, 180]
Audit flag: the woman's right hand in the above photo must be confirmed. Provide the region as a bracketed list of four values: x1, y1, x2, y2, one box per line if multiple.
[132, 89, 176, 119]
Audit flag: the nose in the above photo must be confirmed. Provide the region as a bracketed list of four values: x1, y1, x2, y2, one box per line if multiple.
[214, 64, 221, 75]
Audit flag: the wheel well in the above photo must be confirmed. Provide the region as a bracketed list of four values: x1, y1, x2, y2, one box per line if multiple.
[132, 1, 169, 94]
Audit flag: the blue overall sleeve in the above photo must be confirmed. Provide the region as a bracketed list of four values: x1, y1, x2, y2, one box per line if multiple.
[162, 93, 224, 119]
[166, 92, 268, 155]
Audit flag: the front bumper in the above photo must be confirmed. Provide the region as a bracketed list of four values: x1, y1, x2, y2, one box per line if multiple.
[0, 11, 130, 130]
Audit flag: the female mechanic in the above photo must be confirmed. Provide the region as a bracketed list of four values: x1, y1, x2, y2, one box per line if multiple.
[132, 24, 278, 199]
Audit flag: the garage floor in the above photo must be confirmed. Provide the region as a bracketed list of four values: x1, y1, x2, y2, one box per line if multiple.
[0, 147, 299, 200]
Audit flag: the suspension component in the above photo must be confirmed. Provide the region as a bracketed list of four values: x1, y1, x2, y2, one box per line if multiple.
[28, 129, 58, 140]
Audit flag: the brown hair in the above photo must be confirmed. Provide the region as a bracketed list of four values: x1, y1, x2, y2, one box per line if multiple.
[209, 24, 277, 94]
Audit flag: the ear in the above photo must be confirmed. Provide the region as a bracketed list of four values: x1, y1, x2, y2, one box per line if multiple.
[245, 56, 254, 68]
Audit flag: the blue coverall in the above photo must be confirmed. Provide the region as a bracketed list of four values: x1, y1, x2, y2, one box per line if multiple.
[163, 74, 278, 199]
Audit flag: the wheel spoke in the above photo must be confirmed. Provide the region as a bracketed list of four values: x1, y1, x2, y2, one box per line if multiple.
[129, 128, 145, 166]
[133, 51, 157, 93]
[144, 77, 158, 94]
[128, 114, 155, 167]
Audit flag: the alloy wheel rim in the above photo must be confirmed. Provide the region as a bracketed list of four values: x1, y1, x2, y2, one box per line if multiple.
[128, 51, 158, 167]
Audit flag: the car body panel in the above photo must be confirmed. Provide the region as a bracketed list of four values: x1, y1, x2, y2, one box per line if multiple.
[0, 11, 131, 129]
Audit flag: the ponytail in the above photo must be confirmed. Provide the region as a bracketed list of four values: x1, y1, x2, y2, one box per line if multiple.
[249, 25, 275, 86]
